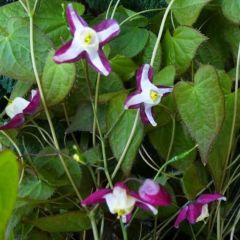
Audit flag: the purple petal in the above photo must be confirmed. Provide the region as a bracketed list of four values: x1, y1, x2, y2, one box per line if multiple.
[136, 64, 154, 91]
[53, 40, 85, 64]
[94, 19, 120, 46]
[138, 179, 171, 206]
[174, 206, 188, 228]
[140, 104, 150, 125]
[86, 49, 111, 76]
[23, 89, 41, 115]
[122, 213, 132, 223]
[196, 193, 226, 205]
[66, 3, 87, 34]
[124, 91, 142, 109]
[187, 202, 203, 224]
[81, 189, 112, 206]
[114, 182, 129, 191]
[0, 113, 25, 130]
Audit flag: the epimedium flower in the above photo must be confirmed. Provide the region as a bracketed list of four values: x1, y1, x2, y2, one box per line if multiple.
[53, 4, 120, 76]
[174, 193, 226, 228]
[0, 89, 40, 130]
[81, 181, 171, 223]
[124, 64, 173, 127]
[138, 179, 171, 206]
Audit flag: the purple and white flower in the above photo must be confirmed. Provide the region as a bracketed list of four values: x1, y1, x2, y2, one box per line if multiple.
[82, 181, 171, 223]
[53, 4, 120, 76]
[138, 179, 171, 206]
[124, 64, 173, 126]
[174, 193, 226, 228]
[0, 89, 40, 130]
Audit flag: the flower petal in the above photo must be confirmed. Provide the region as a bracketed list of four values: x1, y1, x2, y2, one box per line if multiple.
[53, 39, 85, 64]
[158, 86, 173, 96]
[140, 104, 157, 126]
[23, 89, 41, 115]
[187, 202, 203, 224]
[122, 213, 132, 223]
[138, 179, 171, 206]
[174, 206, 188, 228]
[95, 19, 120, 46]
[136, 64, 154, 91]
[124, 92, 143, 109]
[5, 97, 30, 119]
[0, 113, 25, 130]
[196, 193, 226, 204]
[86, 49, 111, 76]
[81, 189, 112, 206]
[66, 3, 87, 34]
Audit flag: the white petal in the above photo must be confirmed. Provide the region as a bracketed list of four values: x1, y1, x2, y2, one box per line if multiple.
[125, 93, 144, 109]
[87, 50, 109, 76]
[140, 64, 153, 90]
[97, 24, 120, 43]
[105, 193, 117, 214]
[196, 204, 209, 222]
[144, 105, 157, 127]
[158, 87, 173, 95]
[5, 97, 30, 118]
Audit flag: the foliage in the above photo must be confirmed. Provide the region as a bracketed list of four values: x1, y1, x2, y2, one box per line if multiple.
[0, 0, 240, 239]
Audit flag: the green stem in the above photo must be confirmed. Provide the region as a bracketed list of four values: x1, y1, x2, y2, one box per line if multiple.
[120, 220, 128, 240]
[150, 0, 175, 66]
[221, 43, 240, 190]
[154, 144, 198, 181]
[166, 115, 176, 161]
[111, 110, 140, 181]
[110, 0, 121, 19]
[25, 2, 99, 239]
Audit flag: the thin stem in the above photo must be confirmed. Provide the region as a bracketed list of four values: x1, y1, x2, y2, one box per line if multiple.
[110, 0, 121, 19]
[18, 0, 28, 13]
[217, 205, 222, 240]
[120, 220, 128, 240]
[154, 144, 198, 181]
[120, 8, 165, 26]
[93, 74, 101, 146]
[166, 115, 176, 161]
[0, 130, 24, 183]
[111, 110, 140, 180]
[222, 42, 240, 189]
[106, 0, 115, 19]
[150, 0, 175, 66]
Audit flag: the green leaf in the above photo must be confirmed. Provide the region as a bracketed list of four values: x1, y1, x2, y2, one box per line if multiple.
[208, 91, 240, 190]
[168, 0, 210, 26]
[222, 0, 240, 24]
[0, 18, 52, 82]
[109, 26, 149, 58]
[174, 65, 225, 164]
[0, 150, 19, 239]
[138, 31, 161, 72]
[33, 148, 81, 188]
[108, 93, 144, 175]
[148, 121, 196, 171]
[10, 81, 33, 99]
[182, 162, 208, 200]
[217, 70, 232, 95]
[153, 65, 175, 86]
[163, 26, 207, 74]
[110, 55, 138, 81]
[31, 211, 91, 232]
[42, 51, 76, 106]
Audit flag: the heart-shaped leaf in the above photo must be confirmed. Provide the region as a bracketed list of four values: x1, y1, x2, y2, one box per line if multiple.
[174, 65, 225, 164]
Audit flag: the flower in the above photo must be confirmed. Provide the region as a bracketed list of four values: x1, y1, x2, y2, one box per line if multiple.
[81, 181, 170, 223]
[138, 179, 171, 206]
[0, 89, 40, 130]
[174, 193, 226, 228]
[124, 64, 173, 126]
[53, 4, 120, 76]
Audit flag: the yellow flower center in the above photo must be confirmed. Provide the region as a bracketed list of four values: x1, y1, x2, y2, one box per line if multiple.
[150, 90, 159, 102]
[84, 33, 93, 45]
[115, 209, 127, 218]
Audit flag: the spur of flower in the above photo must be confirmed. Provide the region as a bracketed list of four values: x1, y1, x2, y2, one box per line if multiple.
[53, 4, 120, 76]
[0, 89, 40, 130]
[124, 64, 173, 126]
[174, 193, 226, 228]
[81, 180, 171, 223]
